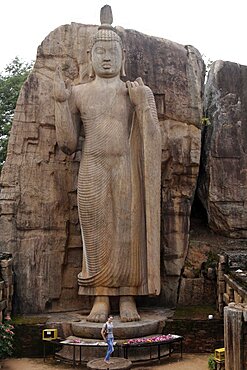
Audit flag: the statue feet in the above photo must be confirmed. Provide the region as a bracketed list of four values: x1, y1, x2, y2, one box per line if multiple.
[86, 296, 110, 323]
[120, 296, 140, 322]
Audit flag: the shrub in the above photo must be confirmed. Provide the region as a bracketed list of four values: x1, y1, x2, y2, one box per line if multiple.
[0, 317, 15, 358]
[208, 354, 216, 370]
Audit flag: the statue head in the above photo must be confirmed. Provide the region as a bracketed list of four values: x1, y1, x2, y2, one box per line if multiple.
[88, 5, 126, 78]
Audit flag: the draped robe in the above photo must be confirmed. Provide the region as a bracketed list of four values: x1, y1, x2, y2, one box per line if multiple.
[55, 81, 161, 297]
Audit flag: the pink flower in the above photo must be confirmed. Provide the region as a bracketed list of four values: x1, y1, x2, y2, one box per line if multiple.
[127, 334, 176, 345]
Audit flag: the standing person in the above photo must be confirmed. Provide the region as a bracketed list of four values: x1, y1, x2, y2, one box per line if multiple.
[101, 315, 114, 364]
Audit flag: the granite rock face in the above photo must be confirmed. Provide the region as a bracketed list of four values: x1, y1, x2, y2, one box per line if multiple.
[178, 243, 217, 306]
[0, 23, 204, 313]
[198, 61, 247, 237]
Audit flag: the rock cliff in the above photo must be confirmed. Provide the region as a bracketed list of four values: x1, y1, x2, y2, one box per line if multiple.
[0, 23, 204, 312]
[198, 61, 247, 237]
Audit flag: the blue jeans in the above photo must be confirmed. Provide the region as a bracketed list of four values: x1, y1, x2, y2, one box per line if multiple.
[105, 337, 114, 361]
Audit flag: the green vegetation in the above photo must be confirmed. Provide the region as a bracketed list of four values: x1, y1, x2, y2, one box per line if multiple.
[12, 315, 48, 325]
[201, 117, 211, 126]
[174, 305, 218, 320]
[205, 251, 219, 270]
[208, 354, 216, 370]
[0, 57, 33, 172]
[0, 318, 14, 358]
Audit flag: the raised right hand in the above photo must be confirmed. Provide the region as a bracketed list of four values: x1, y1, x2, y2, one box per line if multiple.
[126, 77, 148, 107]
[54, 66, 71, 102]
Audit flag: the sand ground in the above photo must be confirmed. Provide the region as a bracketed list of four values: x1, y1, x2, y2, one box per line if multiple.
[0, 353, 210, 369]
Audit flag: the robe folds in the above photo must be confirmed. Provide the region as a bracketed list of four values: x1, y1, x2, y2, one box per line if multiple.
[77, 87, 161, 297]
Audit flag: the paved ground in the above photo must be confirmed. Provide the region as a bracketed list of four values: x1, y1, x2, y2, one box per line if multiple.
[0, 354, 210, 369]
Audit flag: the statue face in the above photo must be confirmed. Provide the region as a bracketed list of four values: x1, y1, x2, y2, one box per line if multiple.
[91, 40, 123, 78]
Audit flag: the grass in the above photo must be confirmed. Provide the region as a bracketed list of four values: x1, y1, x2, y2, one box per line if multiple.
[12, 315, 49, 325]
[173, 305, 219, 320]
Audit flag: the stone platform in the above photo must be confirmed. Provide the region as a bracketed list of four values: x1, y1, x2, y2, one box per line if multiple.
[44, 307, 174, 340]
[54, 334, 172, 364]
[72, 318, 162, 339]
[87, 358, 132, 370]
[46, 308, 174, 365]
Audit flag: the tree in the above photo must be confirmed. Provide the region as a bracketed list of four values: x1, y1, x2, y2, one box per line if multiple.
[0, 57, 33, 172]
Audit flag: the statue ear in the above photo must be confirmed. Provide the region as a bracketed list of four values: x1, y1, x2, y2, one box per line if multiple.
[87, 50, 95, 78]
[120, 49, 126, 77]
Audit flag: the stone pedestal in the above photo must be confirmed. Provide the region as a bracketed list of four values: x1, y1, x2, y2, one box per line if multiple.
[72, 318, 164, 339]
[54, 308, 173, 364]
[87, 358, 132, 369]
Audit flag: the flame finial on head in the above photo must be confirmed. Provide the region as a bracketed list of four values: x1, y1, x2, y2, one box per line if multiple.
[90, 5, 122, 49]
[100, 5, 113, 28]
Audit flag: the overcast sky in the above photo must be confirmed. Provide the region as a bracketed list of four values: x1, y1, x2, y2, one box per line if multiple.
[1, 0, 246, 72]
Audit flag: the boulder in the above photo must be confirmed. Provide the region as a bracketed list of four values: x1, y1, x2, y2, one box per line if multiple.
[0, 21, 204, 312]
[199, 60, 247, 237]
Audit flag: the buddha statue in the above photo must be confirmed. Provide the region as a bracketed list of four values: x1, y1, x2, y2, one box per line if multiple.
[54, 5, 161, 322]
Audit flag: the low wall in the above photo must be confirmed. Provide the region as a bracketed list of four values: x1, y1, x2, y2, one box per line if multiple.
[12, 315, 224, 358]
[164, 318, 224, 353]
[14, 322, 46, 357]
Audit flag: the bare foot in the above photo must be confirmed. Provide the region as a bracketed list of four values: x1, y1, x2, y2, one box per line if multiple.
[120, 296, 140, 322]
[86, 296, 110, 323]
